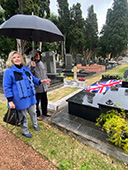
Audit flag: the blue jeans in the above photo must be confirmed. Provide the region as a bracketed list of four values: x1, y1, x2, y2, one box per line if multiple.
[18, 104, 38, 134]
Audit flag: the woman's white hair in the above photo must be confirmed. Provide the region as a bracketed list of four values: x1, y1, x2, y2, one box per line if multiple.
[6, 51, 26, 68]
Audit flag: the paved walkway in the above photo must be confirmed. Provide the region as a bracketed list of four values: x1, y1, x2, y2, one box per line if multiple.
[48, 107, 128, 164]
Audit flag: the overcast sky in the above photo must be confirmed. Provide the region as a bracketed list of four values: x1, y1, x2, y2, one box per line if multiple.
[50, 0, 114, 32]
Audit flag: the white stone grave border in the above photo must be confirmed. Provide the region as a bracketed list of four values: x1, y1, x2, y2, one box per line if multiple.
[48, 86, 83, 112]
[64, 78, 87, 89]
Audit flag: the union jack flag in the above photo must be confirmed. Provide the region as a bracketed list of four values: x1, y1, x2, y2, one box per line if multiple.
[86, 80, 122, 93]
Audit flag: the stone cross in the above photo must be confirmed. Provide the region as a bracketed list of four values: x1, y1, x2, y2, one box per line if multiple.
[72, 66, 79, 80]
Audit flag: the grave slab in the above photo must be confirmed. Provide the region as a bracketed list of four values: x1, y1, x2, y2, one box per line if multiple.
[98, 87, 128, 114]
[67, 89, 103, 122]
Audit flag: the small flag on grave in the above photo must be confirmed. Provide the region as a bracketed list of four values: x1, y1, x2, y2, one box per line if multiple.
[86, 80, 122, 93]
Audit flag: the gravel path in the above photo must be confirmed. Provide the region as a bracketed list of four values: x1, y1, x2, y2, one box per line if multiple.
[0, 124, 58, 170]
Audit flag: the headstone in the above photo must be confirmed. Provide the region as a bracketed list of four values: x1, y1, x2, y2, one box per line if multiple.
[75, 54, 82, 65]
[41, 51, 56, 74]
[98, 57, 104, 65]
[81, 58, 85, 66]
[65, 54, 72, 69]
[87, 58, 91, 65]
[124, 69, 128, 79]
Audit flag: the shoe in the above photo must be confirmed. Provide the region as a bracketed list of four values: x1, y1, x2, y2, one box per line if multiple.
[22, 133, 32, 138]
[33, 126, 39, 131]
[37, 116, 42, 121]
[45, 113, 51, 117]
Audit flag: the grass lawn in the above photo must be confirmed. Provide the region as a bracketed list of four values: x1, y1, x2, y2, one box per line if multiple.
[0, 102, 127, 170]
[86, 63, 128, 86]
[0, 63, 128, 170]
[48, 87, 79, 103]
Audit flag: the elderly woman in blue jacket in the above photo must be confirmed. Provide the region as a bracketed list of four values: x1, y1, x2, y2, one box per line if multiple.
[3, 51, 46, 138]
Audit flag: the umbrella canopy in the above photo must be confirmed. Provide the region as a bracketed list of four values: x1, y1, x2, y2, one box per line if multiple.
[0, 14, 64, 42]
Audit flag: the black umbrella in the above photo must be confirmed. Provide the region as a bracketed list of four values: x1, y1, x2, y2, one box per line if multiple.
[0, 14, 64, 42]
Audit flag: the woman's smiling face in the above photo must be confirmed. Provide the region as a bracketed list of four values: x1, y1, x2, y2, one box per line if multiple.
[12, 53, 22, 65]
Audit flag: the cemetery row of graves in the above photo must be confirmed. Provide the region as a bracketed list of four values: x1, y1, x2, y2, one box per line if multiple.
[0, 51, 128, 160]
[0, 51, 120, 92]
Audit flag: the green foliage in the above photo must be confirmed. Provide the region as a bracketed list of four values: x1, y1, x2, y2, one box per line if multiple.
[69, 3, 85, 54]
[96, 108, 128, 153]
[0, 0, 18, 19]
[0, 36, 17, 59]
[103, 115, 127, 146]
[80, 161, 91, 170]
[60, 161, 68, 170]
[122, 138, 128, 153]
[57, 0, 70, 34]
[96, 109, 121, 128]
[84, 5, 99, 59]
[41, 41, 61, 54]
[49, 13, 59, 26]
[118, 67, 128, 74]
[102, 74, 123, 80]
[100, 0, 128, 58]
[24, 0, 50, 18]
[0, 0, 17, 57]
[50, 149, 57, 155]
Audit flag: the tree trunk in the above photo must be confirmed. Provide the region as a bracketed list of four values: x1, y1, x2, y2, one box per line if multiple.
[39, 42, 42, 51]
[17, 0, 24, 13]
[16, 39, 26, 55]
[61, 34, 66, 60]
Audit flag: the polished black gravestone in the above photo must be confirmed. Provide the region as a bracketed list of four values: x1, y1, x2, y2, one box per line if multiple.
[67, 90, 103, 122]
[98, 87, 128, 114]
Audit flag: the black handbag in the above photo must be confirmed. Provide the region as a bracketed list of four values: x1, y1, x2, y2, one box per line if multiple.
[3, 108, 20, 126]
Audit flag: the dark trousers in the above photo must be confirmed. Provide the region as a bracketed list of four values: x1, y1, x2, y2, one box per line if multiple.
[36, 92, 48, 117]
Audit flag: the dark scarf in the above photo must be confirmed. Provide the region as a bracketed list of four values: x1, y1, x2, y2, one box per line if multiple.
[34, 59, 40, 63]
[15, 64, 23, 69]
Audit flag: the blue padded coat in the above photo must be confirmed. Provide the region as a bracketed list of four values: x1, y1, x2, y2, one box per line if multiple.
[3, 65, 40, 110]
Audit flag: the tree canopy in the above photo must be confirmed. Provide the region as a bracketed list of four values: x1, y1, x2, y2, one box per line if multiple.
[84, 5, 99, 57]
[69, 3, 85, 54]
[0, 0, 128, 60]
[100, 0, 128, 57]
